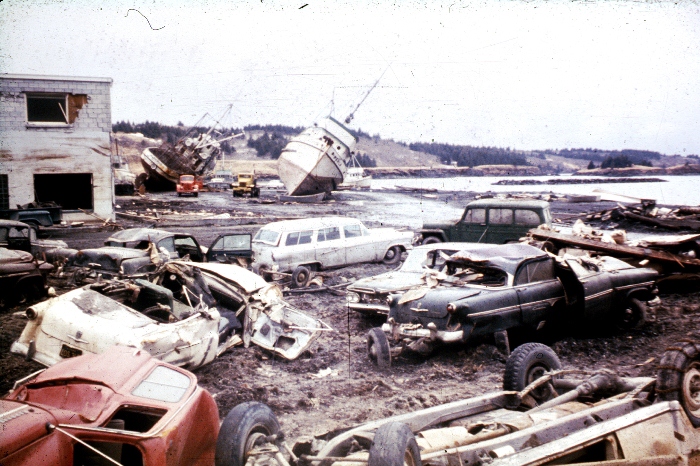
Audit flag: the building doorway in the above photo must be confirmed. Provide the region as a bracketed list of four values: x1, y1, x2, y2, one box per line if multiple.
[34, 173, 93, 210]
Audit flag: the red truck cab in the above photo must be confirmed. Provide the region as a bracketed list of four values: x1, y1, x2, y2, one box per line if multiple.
[176, 175, 202, 197]
[1, 346, 220, 466]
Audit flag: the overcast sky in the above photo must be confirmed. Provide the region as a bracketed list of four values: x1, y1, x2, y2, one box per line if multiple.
[1, 0, 699, 155]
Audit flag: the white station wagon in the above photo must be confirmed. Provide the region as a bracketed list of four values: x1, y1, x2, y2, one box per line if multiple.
[252, 216, 415, 287]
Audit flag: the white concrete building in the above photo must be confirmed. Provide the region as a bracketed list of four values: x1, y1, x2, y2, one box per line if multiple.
[0, 74, 114, 222]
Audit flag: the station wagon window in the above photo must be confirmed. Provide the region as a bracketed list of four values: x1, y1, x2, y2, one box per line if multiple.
[157, 237, 176, 253]
[253, 229, 281, 246]
[489, 208, 513, 225]
[462, 208, 486, 224]
[132, 365, 191, 402]
[343, 224, 362, 238]
[285, 230, 313, 246]
[514, 209, 541, 225]
[318, 226, 340, 242]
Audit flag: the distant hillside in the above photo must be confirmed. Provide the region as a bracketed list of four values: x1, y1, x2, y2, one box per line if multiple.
[112, 122, 699, 176]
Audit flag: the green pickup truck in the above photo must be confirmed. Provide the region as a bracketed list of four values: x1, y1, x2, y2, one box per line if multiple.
[420, 199, 552, 244]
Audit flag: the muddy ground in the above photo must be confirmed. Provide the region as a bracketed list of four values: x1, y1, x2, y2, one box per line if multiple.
[2, 187, 699, 442]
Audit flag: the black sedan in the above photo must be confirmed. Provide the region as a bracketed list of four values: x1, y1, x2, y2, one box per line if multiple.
[367, 243, 658, 368]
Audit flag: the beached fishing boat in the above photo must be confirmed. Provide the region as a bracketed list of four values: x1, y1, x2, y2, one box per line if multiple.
[277, 117, 357, 196]
[139, 107, 243, 191]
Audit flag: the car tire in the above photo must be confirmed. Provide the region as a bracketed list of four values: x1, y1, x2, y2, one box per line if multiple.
[178, 192, 182, 197]
[421, 236, 441, 245]
[367, 328, 391, 369]
[291, 266, 311, 288]
[382, 246, 402, 265]
[194, 192, 199, 197]
[503, 342, 561, 402]
[252, 264, 272, 281]
[617, 298, 647, 329]
[368, 422, 421, 466]
[215, 402, 281, 466]
[658, 341, 700, 427]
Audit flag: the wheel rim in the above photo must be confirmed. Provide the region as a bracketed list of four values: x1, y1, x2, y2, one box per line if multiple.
[683, 363, 700, 416]
[620, 306, 636, 326]
[527, 364, 552, 400]
[297, 271, 308, 283]
[368, 340, 378, 363]
[385, 249, 397, 260]
[404, 449, 418, 466]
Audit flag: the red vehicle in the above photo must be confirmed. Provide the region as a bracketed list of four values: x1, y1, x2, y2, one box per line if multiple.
[176, 175, 202, 197]
[1, 346, 283, 466]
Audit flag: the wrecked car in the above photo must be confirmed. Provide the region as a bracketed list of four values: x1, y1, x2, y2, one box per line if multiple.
[0, 248, 53, 308]
[252, 216, 414, 288]
[233, 341, 700, 466]
[368, 243, 658, 367]
[420, 199, 552, 244]
[64, 227, 253, 281]
[11, 261, 328, 368]
[1, 345, 287, 466]
[346, 242, 482, 317]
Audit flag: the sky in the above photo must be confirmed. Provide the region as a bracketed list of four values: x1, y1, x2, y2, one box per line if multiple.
[1, 0, 699, 155]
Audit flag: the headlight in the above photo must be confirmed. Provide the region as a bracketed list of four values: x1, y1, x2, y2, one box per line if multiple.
[346, 292, 360, 303]
[446, 303, 456, 314]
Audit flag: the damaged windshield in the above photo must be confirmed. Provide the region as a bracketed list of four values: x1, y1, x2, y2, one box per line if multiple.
[253, 229, 281, 246]
[443, 260, 509, 287]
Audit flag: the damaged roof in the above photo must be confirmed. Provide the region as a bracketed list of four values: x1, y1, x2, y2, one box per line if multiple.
[106, 228, 173, 245]
[450, 243, 547, 274]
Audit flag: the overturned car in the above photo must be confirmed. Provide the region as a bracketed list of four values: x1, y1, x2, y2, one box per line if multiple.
[368, 243, 658, 367]
[11, 261, 329, 368]
[235, 341, 700, 466]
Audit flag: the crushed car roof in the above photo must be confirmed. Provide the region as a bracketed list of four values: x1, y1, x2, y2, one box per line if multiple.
[106, 228, 174, 244]
[450, 243, 548, 275]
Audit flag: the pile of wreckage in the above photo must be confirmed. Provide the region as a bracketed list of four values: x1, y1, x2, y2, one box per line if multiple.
[584, 200, 700, 231]
[526, 218, 700, 290]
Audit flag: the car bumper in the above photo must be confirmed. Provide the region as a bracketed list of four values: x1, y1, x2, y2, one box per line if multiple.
[347, 302, 390, 315]
[382, 321, 464, 343]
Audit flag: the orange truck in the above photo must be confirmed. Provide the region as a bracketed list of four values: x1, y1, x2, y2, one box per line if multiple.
[176, 175, 203, 197]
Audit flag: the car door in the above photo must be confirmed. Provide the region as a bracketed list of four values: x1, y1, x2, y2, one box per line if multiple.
[565, 259, 614, 321]
[343, 223, 377, 263]
[207, 233, 252, 263]
[453, 207, 487, 242]
[484, 208, 514, 244]
[315, 226, 345, 267]
[173, 235, 204, 262]
[282, 229, 316, 267]
[513, 258, 566, 327]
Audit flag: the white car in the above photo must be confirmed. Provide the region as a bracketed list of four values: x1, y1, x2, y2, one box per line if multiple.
[11, 261, 328, 369]
[252, 216, 415, 288]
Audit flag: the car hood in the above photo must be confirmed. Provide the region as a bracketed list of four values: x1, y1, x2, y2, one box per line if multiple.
[173, 261, 268, 294]
[0, 248, 35, 265]
[349, 271, 424, 294]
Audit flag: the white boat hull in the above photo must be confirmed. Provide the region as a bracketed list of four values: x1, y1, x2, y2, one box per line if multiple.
[278, 118, 356, 196]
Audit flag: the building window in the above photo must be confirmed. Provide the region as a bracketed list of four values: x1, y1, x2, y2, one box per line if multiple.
[26, 94, 68, 123]
[34, 173, 93, 210]
[0, 175, 8, 210]
[25, 93, 88, 125]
